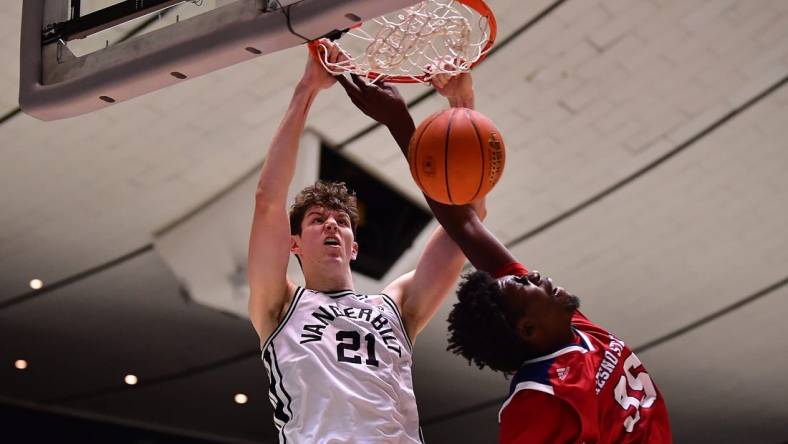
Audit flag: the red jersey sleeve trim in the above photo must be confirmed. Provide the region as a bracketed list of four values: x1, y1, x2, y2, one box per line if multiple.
[498, 381, 555, 422]
[493, 262, 529, 279]
[499, 390, 581, 444]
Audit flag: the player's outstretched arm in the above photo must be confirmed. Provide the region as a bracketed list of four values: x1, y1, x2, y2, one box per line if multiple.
[336, 75, 465, 338]
[336, 74, 416, 156]
[381, 227, 467, 339]
[248, 41, 341, 343]
[337, 74, 517, 274]
[424, 72, 518, 272]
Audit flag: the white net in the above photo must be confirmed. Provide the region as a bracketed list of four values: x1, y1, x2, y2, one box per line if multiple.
[315, 0, 494, 83]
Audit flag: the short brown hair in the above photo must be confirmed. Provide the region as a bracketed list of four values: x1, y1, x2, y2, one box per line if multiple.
[289, 181, 360, 235]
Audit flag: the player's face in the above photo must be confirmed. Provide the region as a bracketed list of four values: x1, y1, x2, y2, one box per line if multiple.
[499, 270, 580, 348]
[293, 206, 358, 266]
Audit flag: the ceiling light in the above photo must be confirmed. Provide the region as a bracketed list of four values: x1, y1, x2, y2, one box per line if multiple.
[29, 279, 43, 290]
[14, 360, 28, 370]
[124, 374, 138, 385]
[234, 393, 248, 404]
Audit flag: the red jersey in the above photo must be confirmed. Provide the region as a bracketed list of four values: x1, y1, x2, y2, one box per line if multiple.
[498, 311, 672, 444]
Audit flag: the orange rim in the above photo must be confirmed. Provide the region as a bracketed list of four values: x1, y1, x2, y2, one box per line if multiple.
[308, 0, 497, 83]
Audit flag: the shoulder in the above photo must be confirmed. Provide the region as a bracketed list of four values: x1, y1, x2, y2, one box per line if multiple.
[380, 270, 415, 309]
[252, 280, 300, 345]
[501, 389, 575, 419]
[501, 367, 556, 420]
[499, 390, 580, 443]
[501, 346, 593, 419]
[270, 279, 301, 320]
[280, 281, 306, 312]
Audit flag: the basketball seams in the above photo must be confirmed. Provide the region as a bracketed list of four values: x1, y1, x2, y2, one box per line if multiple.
[464, 108, 487, 202]
[444, 108, 457, 204]
[409, 111, 443, 196]
[410, 107, 503, 205]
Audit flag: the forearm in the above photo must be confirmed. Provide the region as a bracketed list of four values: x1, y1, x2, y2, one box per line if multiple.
[387, 117, 416, 157]
[403, 225, 467, 337]
[424, 199, 513, 272]
[248, 83, 318, 322]
[255, 82, 320, 206]
[447, 91, 475, 109]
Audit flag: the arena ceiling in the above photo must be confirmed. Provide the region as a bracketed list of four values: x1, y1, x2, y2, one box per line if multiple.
[1, 0, 787, 442]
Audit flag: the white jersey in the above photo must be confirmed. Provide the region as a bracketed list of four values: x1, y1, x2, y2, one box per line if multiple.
[262, 287, 423, 444]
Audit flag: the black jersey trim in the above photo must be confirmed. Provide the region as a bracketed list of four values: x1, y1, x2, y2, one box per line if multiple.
[261, 286, 306, 355]
[271, 344, 293, 440]
[327, 290, 356, 299]
[263, 344, 291, 443]
[322, 288, 354, 294]
[380, 293, 413, 352]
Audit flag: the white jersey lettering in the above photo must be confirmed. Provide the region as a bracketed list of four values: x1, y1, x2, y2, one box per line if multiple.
[262, 288, 421, 444]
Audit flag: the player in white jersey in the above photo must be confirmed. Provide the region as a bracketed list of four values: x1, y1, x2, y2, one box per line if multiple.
[248, 40, 473, 443]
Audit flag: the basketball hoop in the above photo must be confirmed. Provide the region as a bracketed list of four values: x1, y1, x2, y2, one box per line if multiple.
[308, 0, 496, 83]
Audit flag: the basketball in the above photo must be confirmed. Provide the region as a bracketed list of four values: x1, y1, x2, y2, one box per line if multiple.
[408, 108, 506, 205]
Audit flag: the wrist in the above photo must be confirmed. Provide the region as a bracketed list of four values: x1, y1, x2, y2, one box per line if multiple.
[387, 117, 416, 154]
[388, 116, 416, 134]
[448, 93, 475, 109]
[296, 79, 322, 95]
[382, 106, 415, 129]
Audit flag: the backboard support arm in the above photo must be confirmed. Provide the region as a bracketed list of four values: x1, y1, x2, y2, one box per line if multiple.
[43, 0, 186, 45]
[19, 0, 421, 121]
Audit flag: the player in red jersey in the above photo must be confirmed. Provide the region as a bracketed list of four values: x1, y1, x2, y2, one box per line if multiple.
[338, 71, 672, 443]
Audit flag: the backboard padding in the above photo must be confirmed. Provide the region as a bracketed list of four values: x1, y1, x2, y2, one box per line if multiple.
[19, 0, 421, 121]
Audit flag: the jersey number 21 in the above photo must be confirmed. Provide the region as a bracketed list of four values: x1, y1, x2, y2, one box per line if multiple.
[336, 330, 380, 367]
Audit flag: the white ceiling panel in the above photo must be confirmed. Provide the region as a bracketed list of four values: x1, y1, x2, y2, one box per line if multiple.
[2, 0, 788, 442]
[639, 285, 788, 444]
[501, 82, 788, 346]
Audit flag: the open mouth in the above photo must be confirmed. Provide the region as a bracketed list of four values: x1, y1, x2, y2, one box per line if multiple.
[324, 237, 341, 247]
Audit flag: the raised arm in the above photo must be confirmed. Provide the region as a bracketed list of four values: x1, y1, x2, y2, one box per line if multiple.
[247, 42, 341, 342]
[337, 74, 517, 274]
[330, 75, 464, 339]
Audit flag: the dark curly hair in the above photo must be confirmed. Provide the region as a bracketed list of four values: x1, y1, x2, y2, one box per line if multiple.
[447, 270, 530, 374]
[289, 181, 360, 236]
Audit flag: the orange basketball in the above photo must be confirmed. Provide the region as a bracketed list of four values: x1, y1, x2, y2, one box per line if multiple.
[408, 108, 506, 205]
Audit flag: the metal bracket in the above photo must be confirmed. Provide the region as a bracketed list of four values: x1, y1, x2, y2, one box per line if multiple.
[42, 0, 186, 45]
